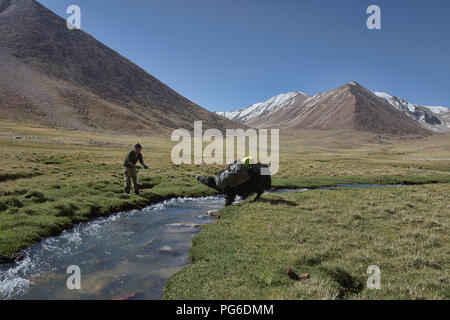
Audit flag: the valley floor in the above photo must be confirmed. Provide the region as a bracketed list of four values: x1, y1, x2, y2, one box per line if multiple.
[0, 121, 449, 299]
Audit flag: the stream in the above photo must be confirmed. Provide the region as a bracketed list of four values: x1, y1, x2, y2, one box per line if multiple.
[0, 184, 403, 300]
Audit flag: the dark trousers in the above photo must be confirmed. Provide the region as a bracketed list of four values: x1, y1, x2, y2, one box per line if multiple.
[124, 167, 138, 194]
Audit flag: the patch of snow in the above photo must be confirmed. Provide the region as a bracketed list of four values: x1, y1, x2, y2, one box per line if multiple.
[407, 103, 416, 113]
[374, 92, 405, 111]
[374, 92, 412, 112]
[215, 110, 240, 120]
[423, 105, 449, 114]
[374, 92, 393, 100]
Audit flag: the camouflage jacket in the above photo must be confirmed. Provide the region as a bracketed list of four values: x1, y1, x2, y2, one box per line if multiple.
[123, 150, 144, 168]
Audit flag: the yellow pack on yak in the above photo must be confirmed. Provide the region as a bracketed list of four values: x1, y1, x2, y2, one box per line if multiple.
[241, 156, 254, 170]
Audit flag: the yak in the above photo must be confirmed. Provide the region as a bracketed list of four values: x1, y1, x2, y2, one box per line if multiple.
[196, 163, 272, 206]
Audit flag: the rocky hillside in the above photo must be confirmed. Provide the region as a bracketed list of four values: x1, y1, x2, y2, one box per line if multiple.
[0, 0, 240, 135]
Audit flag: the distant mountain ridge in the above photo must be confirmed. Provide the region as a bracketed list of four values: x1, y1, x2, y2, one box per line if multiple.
[0, 0, 241, 134]
[373, 92, 449, 128]
[217, 82, 449, 135]
[218, 91, 309, 124]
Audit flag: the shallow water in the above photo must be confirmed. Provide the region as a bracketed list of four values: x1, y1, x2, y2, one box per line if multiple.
[0, 196, 224, 300]
[0, 184, 403, 300]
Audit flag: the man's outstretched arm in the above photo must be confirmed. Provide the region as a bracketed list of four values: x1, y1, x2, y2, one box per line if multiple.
[138, 154, 148, 169]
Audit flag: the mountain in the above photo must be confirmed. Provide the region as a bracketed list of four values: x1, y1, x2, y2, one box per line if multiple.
[0, 0, 240, 135]
[218, 82, 448, 135]
[218, 92, 310, 125]
[374, 92, 449, 128]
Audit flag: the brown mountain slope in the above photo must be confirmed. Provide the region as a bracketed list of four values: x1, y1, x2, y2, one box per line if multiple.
[0, 0, 240, 134]
[349, 82, 430, 136]
[247, 82, 431, 136]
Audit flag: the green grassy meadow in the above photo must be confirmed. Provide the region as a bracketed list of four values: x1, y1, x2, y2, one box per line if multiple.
[163, 184, 449, 299]
[0, 121, 449, 299]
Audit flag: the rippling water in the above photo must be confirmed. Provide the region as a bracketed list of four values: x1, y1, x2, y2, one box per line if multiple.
[0, 196, 224, 300]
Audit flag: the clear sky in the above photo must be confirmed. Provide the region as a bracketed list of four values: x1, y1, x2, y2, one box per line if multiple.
[37, 0, 450, 111]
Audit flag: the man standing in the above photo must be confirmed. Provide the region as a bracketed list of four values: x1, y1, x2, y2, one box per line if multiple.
[123, 144, 148, 195]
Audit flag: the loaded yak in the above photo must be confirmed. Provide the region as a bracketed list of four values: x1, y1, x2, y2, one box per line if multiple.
[196, 163, 272, 206]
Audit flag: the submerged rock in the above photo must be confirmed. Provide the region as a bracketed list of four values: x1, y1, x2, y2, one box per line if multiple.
[206, 210, 221, 218]
[144, 239, 155, 247]
[158, 246, 178, 254]
[112, 291, 145, 300]
[81, 274, 116, 294]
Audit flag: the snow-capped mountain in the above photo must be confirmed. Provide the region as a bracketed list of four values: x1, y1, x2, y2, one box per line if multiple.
[374, 92, 449, 128]
[216, 91, 309, 123]
[375, 92, 448, 116]
[215, 84, 449, 132]
[374, 92, 416, 113]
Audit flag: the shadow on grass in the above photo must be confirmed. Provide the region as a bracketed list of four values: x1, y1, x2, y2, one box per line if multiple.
[325, 267, 364, 299]
[257, 197, 297, 207]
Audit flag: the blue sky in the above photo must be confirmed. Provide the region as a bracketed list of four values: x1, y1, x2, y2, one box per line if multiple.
[38, 0, 450, 111]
